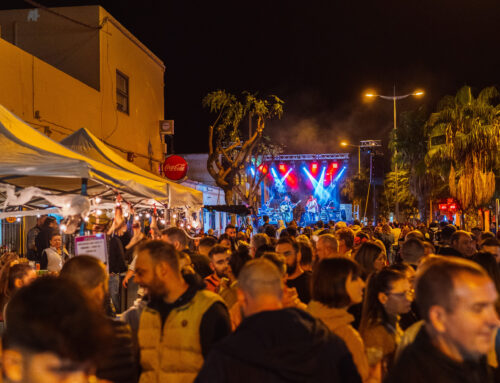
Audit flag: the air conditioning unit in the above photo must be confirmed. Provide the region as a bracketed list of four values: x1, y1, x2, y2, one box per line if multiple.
[160, 120, 174, 135]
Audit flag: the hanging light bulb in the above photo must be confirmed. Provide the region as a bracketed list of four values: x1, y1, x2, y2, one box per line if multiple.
[97, 209, 102, 215]
[173, 214, 177, 219]
[37, 214, 41, 218]
[84, 216, 89, 222]
[146, 213, 151, 218]
[60, 224, 67, 232]
[134, 216, 140, 221]
[160, 219, 166, 225]
[16, 217, 21, 222]
[95, 197, 101, 204]
[124, 211, 129, 217]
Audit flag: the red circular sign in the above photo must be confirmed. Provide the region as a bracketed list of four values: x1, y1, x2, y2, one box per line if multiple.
[163, 155, 188, 181]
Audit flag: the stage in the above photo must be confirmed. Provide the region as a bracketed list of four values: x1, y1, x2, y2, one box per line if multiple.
[253, 153, 352, 226]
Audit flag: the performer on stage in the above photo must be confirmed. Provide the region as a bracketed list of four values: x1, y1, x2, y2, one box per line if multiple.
[280, 196, 294, 223]
[305, 195, 319, 224]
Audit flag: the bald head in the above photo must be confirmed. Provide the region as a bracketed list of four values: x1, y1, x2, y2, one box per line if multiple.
[238, 259, 283, 300]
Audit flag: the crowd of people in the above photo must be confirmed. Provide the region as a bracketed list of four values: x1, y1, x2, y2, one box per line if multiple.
[1, 215, 500, 382]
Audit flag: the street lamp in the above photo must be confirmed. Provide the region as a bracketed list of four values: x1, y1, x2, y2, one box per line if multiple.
[364, 86, 424, 221]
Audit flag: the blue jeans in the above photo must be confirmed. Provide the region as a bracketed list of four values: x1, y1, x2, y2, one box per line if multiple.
[108, 273, 121, 313]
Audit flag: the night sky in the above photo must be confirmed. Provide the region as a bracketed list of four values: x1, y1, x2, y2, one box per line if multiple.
[2, 0, 500, 154]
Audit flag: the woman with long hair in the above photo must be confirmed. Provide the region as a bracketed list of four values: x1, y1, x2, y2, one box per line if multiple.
[355, 242, 387, 280]
[308, 258, 379, 382]
[0, 259, 36, 331]
[360, 268, 413, 377]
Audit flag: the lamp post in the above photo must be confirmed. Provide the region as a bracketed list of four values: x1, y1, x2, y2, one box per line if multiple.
[365, 87, 424, 222]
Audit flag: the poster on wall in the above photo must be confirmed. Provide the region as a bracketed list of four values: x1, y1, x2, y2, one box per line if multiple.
[74, 234, 108, 264]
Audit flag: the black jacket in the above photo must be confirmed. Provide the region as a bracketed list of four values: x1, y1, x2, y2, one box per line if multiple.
[385, 326, 495, 383]
[96, 318, 138, 383]
[195, 308, 362, 383]
[108, 236, 128, 274]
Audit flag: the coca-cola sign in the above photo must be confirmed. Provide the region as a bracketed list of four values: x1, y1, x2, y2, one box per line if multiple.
[163, 155, 188, 181]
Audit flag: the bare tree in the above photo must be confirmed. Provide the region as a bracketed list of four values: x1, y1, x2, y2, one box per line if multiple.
[203, 90, 283, 208]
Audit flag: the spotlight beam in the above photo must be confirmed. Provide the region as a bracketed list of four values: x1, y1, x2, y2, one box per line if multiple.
[302, 167, 319, 188]
[280, 168, 293, 183]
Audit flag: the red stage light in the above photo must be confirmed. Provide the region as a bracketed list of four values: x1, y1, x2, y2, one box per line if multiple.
[279, 164, 286, 172]
[332, 163, 338, 169]
[449, 204, 456, 211]
[312, 163, 318, 170]
[439, 204, 448, 211]
[258, 164, 268, 174]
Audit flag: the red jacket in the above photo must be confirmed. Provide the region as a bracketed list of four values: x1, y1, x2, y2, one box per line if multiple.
[204, 273, 220, 293]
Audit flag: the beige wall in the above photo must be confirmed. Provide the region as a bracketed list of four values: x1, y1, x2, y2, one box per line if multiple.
[0, 6, 165, 172]
[0, 6, 100, 90]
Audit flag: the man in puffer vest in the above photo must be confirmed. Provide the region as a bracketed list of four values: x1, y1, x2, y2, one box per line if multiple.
[134, 240, 231, 383]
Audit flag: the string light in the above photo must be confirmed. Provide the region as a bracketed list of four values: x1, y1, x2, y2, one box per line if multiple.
[60, 224, 67, 231]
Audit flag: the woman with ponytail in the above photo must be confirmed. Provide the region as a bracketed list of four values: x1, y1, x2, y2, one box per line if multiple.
[360, 268, 413, 377]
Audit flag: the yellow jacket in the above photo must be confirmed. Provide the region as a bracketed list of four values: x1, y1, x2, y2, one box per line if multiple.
[138, 289, 223, 383]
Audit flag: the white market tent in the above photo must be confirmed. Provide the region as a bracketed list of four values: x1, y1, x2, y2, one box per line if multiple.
[0, 104, 202, 212]
[60, 127, 202, 210]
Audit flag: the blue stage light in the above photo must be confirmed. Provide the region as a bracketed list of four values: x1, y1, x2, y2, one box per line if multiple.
[281, 168, 293, 183]
[271, 167, 279, 180]
[303, 166, 319, 188]
[333, 166, 347, 182]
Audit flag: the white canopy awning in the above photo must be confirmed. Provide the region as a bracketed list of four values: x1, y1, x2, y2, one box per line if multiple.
[60, 128, 202, 210]
[0, 104, 202, 211]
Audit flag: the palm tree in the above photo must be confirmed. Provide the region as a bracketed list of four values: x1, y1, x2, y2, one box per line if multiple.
[425, 86, 500, 217]
[391, 107, 446, 222]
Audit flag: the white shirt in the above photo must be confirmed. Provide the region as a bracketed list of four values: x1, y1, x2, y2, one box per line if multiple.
[43, 247, 63, 272]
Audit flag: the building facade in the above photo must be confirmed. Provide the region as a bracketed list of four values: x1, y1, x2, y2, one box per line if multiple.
[0, 5, 165, 171]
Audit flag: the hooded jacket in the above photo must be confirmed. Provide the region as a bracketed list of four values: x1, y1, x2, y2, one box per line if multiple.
[195, 307, 362, 383]
[307, 301, 370, 381]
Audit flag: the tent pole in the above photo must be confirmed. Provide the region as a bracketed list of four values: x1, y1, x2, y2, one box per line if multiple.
[80, 178, 88, 236]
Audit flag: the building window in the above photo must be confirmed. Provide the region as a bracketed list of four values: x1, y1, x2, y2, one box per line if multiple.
[116, 70, 129, 114]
